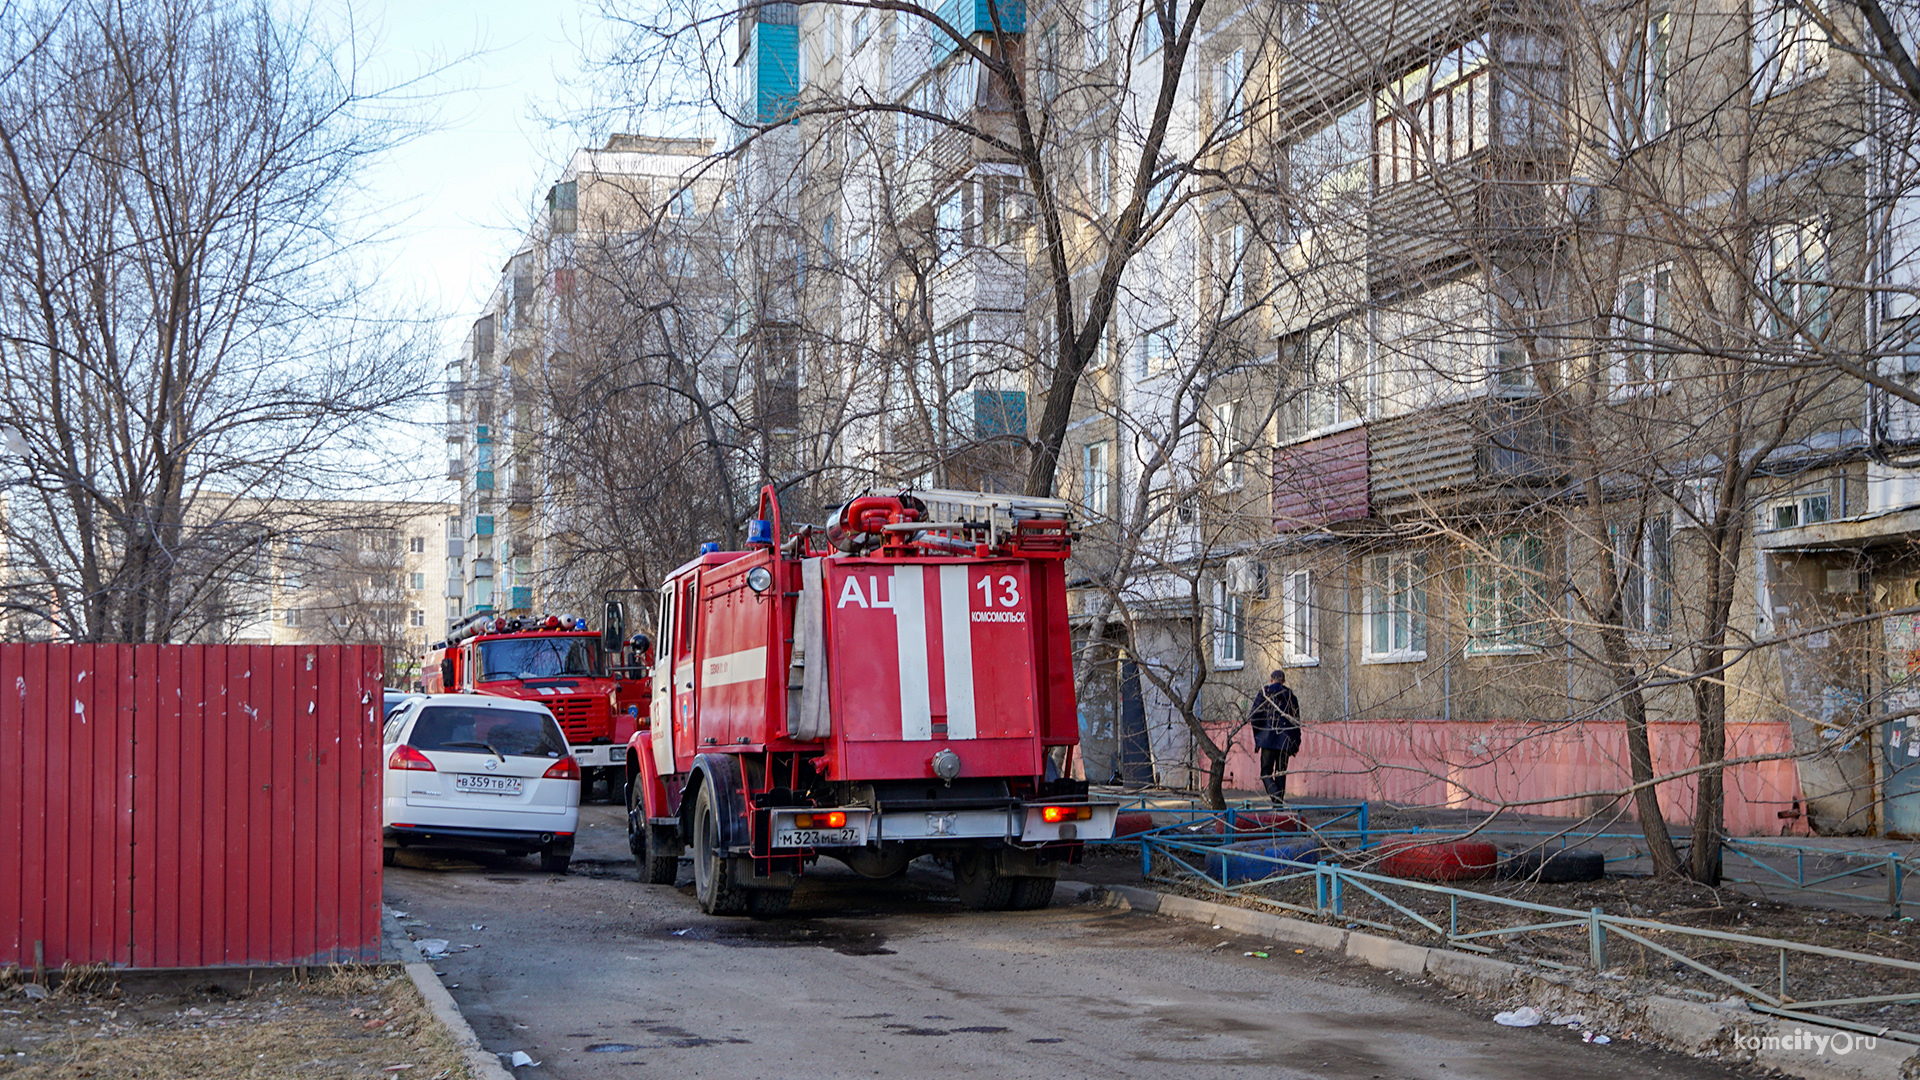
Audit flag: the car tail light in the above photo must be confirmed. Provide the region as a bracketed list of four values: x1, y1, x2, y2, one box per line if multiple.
[543, 756, 580, 780]
[794, 811, 847, 829]
[1040, 805, 1092, 824]
[389, 745, 436, 771]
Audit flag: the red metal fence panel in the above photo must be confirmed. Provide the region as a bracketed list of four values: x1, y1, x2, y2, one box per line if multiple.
[1, 644, 382, 969]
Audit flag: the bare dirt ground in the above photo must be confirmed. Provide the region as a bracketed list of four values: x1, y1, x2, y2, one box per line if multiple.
[0, 966, 470, 1079]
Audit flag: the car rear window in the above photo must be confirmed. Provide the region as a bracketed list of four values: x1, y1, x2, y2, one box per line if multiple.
[408, 706, 568, 758]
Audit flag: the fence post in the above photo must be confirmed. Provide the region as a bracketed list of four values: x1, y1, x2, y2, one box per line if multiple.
[1316, 863, 1329, 913]
[1332, 868, 1345, 917]
[1358, 803, 1370, 850]
[1588, 908, 1608, 970]
[1891, 856, 1904, 920]
[1140, 836, 1153, 880]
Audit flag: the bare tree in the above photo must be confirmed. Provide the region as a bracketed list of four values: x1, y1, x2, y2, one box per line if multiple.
[0, 0, 432, 643]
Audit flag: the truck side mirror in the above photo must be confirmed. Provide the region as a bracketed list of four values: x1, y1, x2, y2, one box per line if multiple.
[439, 656, 455, 690]
[600, 600, 625, 653]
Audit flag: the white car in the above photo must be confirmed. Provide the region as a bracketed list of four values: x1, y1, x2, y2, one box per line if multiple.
[382, 694, 581, 873]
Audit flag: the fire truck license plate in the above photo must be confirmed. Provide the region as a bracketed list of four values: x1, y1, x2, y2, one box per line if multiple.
[454, 775, 523, 795]
[775, 828, 858, 848]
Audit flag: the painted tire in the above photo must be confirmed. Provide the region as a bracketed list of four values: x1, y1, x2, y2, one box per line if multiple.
[1498, 847, 1606, 883]
[1205, 811, 1303, 836]
[1206, 840, 1324, 885]
[1373, 839, 1498, 881]
[1113, 813, 1159, 837]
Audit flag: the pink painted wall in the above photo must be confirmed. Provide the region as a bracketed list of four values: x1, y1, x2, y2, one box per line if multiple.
[1212, 717, 1809, 838]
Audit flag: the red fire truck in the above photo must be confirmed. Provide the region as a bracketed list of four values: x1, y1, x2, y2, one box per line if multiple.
[606, 486, 1117, 917]
[423, 614, 647, 802]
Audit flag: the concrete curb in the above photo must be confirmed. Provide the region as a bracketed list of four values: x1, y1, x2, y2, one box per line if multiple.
[1087, 886, 1916, 1080]
[385, 912, 516, 1080]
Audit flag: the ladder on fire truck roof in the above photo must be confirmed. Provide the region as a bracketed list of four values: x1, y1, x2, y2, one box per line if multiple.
[903, 488, 1073, 547]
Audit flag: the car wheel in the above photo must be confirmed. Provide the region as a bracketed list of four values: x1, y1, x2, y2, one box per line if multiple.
[382, 846, 396, 867]
[952, 849, 1014, 910]
[633, 782, 680, 885]
[541, 844, 571, 875]
[692, 784, 749, 915]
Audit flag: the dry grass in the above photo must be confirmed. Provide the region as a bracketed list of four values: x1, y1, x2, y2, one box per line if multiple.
[0, 965, 471, 1079]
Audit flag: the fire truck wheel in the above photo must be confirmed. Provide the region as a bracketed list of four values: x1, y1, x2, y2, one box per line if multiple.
[1007, 876, 1056, 910]
[604, 770, 628, 806]
[952, 850, 1015, 910]
[693, 784, 750, 915]
[746, 889, 792, 918]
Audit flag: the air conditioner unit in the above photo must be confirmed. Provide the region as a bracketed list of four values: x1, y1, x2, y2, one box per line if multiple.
[1227, 556, 1268, 598]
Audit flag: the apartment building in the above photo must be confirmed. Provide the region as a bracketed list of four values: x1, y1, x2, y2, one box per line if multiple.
[446, 136, 731, 629]
[721, 0, 1920, 835]
[212, 498, 454, 685]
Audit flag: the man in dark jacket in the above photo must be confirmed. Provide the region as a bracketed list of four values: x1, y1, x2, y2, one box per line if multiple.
[1249, 670, 1301, 803]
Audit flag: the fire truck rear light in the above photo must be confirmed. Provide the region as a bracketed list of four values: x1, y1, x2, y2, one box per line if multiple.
[793, 811, 848, 829]
[543, 756, 580, 780]
[389, 745, 436, 771]
[1040, 806, 1092, 824]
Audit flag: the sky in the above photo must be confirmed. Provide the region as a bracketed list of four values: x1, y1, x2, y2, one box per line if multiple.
[341, 0, 606, 501]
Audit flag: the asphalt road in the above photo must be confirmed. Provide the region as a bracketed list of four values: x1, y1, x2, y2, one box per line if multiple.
[382, 804, 1757, 1080]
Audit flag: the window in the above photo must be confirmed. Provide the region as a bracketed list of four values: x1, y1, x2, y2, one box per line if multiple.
[409, 536, 425, 554]
[1282, 569, 1317, 663]
[1375, 38, 1491, 189]
[1147, 488, 1200, 534]
[1038, 23, 1059, 102]
[1212, 581, 1246, 667]
[980, 174, 1024, 245]
[1142, 0, 1168, 54]
[1086, 0, 1108, 64]
[410, 572, 426, 591]
[1282, 320, 1367, 438]
[1213, 225, 1246, 312]
[1766, 490, 1832, 529]
[1292, 101, 1370, 213]
[1214, 48, 1245, 131]
[853, 8, 870, 47]
[1613, 517, 1672, 637]
[284, 607, 301, 628]
[1082, 441, 1111, 515]
[1753, 0, 1828, 93]
[1765, 221, 1831, 346]
[1136, 321, 1177, 377]
[1615, 263, 1675, 393]
[1365, 553, 1427, 660]
[1086, 141, 1111, 217]
[1466, 534, 1549, 653]
[1212, 400, 1243, 488]
[936, 185, 968, 265]
[411, 609, 426, 628]
[1625, 9, 1671, 141]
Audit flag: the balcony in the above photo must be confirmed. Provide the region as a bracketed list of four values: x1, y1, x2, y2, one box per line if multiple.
[1368, 398, 1566, 512]
[1272, 426, 1370, 531]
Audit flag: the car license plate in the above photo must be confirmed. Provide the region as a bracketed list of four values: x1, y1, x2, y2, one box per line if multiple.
[610, 745, 627, 762]
[774, 827, 858, 848]
[454, 774, 523, 796]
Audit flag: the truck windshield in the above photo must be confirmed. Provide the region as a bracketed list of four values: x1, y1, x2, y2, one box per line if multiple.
[478, 637, 601, 682]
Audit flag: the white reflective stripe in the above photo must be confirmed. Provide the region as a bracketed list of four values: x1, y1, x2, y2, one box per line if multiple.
[702, 646, 767, 687]
[938, 564, 977, 739]
[893, 565, 932, 740]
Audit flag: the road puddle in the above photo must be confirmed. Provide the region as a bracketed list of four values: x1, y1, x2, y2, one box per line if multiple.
[661, 921, 895, 955]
